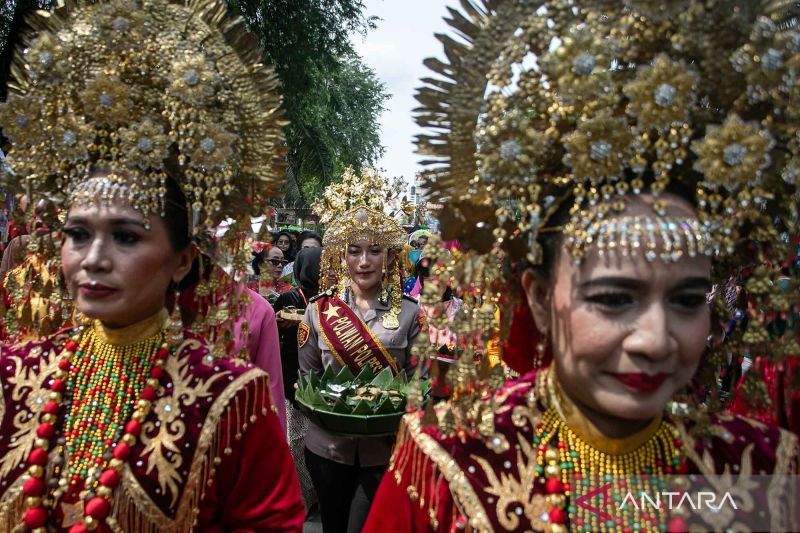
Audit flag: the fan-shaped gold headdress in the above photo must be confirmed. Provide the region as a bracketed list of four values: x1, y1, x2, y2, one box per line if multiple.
[0, 0, 285, 229]
[413, 0, 800, 412]
[0, 0, 286, 348]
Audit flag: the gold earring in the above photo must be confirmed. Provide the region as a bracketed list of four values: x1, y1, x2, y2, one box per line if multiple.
[168, 290, 184, 347]
[534, 332, 548, 369]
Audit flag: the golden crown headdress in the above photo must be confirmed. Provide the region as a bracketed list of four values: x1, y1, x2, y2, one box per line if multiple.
[0, 0, 285, 229]
[413, 0, 800, 414]
[312, 165, 411, 251]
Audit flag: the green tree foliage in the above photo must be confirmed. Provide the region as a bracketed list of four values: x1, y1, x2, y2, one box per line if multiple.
[228, 0, 389, 208]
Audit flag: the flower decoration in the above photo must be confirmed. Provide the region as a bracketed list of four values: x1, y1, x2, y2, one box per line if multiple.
[51, 116, 93, 163]
[189, 124, 236, 169]
[691, 114, 774, 192]
[0, 94, 45, 149]
[119, 119, 171, 170]
[730, 18, 800, 104]
[169, 53, 220, 105]
[541, 27, 616, 110]
[562, 112, 634, 183]
[624, 54, 699, 132]
[94, 3, 146, 36]
[23, 33, 68, 83]
[80, 74, 135, 124]
[153, 396, 179, 425]
[476, 106, 550, 184]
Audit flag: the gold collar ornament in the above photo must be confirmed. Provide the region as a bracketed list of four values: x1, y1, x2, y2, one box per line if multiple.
[313, 166, 413, 330]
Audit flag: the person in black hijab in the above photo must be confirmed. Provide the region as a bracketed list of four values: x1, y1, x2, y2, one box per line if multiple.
[273, 246, 322, 511]
[274, 246, 322, 399]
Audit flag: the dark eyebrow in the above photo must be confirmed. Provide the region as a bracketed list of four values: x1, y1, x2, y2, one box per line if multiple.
[579, 277, 643, 290]
[65, 216, 147, 229]
[580, 276, 713, 291]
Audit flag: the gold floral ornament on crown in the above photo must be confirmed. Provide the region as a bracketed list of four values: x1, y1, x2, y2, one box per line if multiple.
[0, 0, 286, 352]
[0, 0, 285, 229]
[313, 166, 414, 329]
[412, 0, 800, 415]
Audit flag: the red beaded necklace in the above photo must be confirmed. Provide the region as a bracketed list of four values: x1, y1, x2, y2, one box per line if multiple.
[21, 324, 171, 532]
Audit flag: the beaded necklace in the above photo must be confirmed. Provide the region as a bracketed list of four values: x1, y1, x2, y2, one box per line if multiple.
[534, 373, 688, 533]
[21, 316, 172, 533]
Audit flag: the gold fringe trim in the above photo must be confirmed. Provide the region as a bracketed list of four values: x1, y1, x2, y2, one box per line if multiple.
[114, 368, 268, 532]
[391, 414, 492, 532]
[768, 428, 799, 532]
[0, 477, 25, 533]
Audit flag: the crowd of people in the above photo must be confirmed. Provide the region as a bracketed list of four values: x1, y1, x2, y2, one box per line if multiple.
[0, 0, 798, 532]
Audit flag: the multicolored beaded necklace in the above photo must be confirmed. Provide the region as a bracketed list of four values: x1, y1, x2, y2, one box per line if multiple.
[21, 316, 172, 533]
[534, 373, 689, 533]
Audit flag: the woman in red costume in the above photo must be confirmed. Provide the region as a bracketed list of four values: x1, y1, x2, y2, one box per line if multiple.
[0, 0, 304, 530]
[364, 1, 800, 531]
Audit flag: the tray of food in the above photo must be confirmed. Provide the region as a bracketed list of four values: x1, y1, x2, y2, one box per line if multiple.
[295, 365, 429, 436]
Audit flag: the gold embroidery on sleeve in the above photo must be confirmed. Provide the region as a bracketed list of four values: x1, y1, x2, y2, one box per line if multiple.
[768, 429, 799, 532]
[0, 346, 60, 480]
[403, 414, 492, 533]
[140, 339, 230, 506]
[119, 368, 268, 532]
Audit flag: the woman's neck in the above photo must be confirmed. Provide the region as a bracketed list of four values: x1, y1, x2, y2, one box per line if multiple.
[549, 369, 661, 450]
[350, 283, 379, 310]
[569, 393, 654, 439]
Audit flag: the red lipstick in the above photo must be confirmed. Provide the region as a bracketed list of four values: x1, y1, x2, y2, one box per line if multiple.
[78, 282, 117, 299]
[611, 372, 669, 393]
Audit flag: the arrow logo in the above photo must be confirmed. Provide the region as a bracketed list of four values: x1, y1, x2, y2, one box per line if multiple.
[574, 482, 615, 521]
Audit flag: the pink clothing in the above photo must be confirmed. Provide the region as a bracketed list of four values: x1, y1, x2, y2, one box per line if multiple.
[234, 287, 287, 431]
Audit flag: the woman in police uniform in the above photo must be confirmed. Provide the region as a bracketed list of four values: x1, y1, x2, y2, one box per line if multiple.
[298, 167, 421, 533]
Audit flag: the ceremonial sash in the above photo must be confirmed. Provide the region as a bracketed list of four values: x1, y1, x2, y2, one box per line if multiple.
[315, 295, 399, 375]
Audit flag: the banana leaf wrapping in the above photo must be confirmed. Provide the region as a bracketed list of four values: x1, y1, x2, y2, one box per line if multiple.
[295, 366, 429, 436]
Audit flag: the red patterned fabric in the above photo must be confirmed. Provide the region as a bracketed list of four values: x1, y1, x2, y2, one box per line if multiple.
[729, 355, 800, 435]
[364, 370, 800, 532]
[0, 329, 304, 531]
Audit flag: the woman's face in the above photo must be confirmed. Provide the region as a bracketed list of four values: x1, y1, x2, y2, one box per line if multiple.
[61, 200, 195, 328]
[275, 234, 291, 253]
[265, 246, 285, 279]
[523, 195, 712, 421]
[300, 237, 321, 250]
[345, 239, 388, 294]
